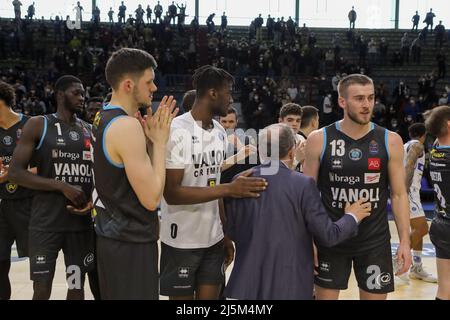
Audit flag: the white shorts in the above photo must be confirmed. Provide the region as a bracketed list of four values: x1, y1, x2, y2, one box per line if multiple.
[409, 192, 425, 219]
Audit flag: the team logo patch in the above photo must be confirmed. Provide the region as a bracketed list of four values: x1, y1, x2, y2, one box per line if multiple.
[191, 136, 199, 144]
[82, 151, 91, 161]
[208, 178, 217, 187]
[84, 138, 91, 149]
[364, 173, 381, 184]
[16, 129, 23, 140]
[2, 136, 13, 146]
[331, 158, 343, 170]
[369, 140, 379, 155]
[178, 267, 189, 279]
[6, 183, 18, 193]
[36, 255, 46, 265]
[349, 148, 362, 161]
[368, 158, 381, 171]
[83, 253, 94, 267]
[69, 131, 80, 141]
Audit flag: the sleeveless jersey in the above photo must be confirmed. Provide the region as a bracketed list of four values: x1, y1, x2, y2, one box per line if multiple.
[403, 140, 425, 193]
[429, 144, 450, 219]
[317, 122, 390, 254]
[92, 106, 158, 243]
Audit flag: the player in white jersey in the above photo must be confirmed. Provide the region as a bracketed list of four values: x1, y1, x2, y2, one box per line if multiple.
[160, 66, 268, 300]
[397, 123, 437, 284]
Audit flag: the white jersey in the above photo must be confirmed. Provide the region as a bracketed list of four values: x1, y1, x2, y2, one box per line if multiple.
[161, 112, 227, 249]
[403, 140, 425, 193]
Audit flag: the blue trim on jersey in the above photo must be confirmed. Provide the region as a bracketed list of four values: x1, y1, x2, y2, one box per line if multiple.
[103, 116, 127, 168]
[370, 122, 375, 130]
[103, 104, 127, 113]
[335, 121, 340, 131]
[35, 116, 47, 150]
[436, 146, 450, 149]
[385, 129, 390, 161]
[320, 128, 327, 162]
[19, 113, 23, 121]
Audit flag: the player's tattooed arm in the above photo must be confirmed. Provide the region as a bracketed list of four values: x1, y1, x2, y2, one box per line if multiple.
[404, 142, 424, 190]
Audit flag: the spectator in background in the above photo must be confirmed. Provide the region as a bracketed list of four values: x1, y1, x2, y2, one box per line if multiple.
[412, 11, 420, 31]
[206, 13, 215, 34]
[255, 14, 264, 43]
[401, 33, 410, 64]
[118, 1, 126, 24]
[221, 12, 227, 31]
[146, 5, 152, 24]
[168, 1, 177, 25]
[379, 37, 389, 65]
[348, 6, 357, 29]
[437, 49, 447, 79]
[423, 8, 435, 33]
[108, 7, 114, 23]
[177, 3, 186, 25]
[435, 21, 446, 48]
[266, 15, 274, 41]
[411, 35, 422, 64]
[12, 0, 22, 20]
[27, 2, 35, 20]
[154, 1, 163, 24]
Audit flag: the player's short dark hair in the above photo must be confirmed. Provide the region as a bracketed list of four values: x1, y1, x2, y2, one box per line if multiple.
[54, 75, 82, 94]
[300, 106, 319, 128]
[105, 48, 157, 90]
[227, 107, 237, 115]
[192, 65, 234, 98]
[279, 103, 302, 119]
[425, 105, 450, 138]
[0, 81, 15, 108]
[181, 89, 196, 112]
[338, 74, 374, 98]
[408, 123, 426, 139]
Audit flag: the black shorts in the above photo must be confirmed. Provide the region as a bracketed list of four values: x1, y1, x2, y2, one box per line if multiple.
[0, 198, 32, 261]
[96, 236, 158, 300]
[315, 241, 394, 294]
[429, 214, 450, 259]
[29, 229, 95, 282]
[160, 240, 225, 297]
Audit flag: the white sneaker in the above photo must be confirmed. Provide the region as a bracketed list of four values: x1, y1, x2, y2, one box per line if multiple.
[409, 263, 438, 283]
[394, 272, 410, 286]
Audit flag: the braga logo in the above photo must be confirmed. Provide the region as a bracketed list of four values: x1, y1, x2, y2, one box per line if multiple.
[69, 131, 80, 141]
[2, 135, 13, 146]
[349, 148, 362, 161]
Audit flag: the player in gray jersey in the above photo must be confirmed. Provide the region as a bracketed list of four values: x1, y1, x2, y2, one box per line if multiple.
[304, 74, 412, 300]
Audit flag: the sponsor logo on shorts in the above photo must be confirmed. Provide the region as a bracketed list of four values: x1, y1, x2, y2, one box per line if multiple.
[364, 173, 381, 184]
[349, 148, 362, 161]
[367, 265, 392, 290]
[319, 261, 330, 272]
[83, 253, 94, 267]
[178, 267, 189, 279]
[6, 183, 18, 193]
[36, 255, 46, 265]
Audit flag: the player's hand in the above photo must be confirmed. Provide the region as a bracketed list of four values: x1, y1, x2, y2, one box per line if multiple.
[395, 242, 412, 276]
[227, 169, 267, 198]
[60, 183, 88, 209]
[144, 95, 179, 145]
[345, 199, 372, 223]
[224, 236, 235, 271]
[0, 161, 9, 184]
[294, 140, 307, 164]
[67, 201, 93, 216]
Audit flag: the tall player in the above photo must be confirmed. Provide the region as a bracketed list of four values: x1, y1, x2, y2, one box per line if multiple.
[160, 65, 267, 300]
[303, 74, 412, 300]
[425, 105, 450, 300]
[400, 123, 436, 283]
[0, 81, 33, 300]
[9, 76, 94, 300]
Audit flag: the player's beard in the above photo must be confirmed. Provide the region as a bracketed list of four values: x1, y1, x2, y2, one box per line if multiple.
[347, 105, 373, 125]
[132, 87, 150, 109]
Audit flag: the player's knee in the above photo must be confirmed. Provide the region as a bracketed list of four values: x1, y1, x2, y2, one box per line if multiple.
[32, 281, 52, 300]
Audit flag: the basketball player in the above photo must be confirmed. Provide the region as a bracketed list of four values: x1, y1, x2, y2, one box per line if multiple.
[299, 106, 320, 139]
[278, 103, 306, 170]
[425, 105, 450, 300]
[303, 74, 412, 300]
[0, 81, 33, 300]
[160, 65, 267, 300]
[91, 48, 178, 300]
[399, 123, 436, 283]
[9, 75, 94, 300]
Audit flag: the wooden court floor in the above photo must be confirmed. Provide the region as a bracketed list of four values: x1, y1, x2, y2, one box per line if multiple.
[8, 221, 438, 300]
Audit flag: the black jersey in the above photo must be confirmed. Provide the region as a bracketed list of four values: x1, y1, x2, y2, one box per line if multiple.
[317, 122, 390, 254]
[0, 114, 33, 200]
[429, 145, 450, 219]
[30, 114, 93, 232]
[92, 106, 158, 243]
